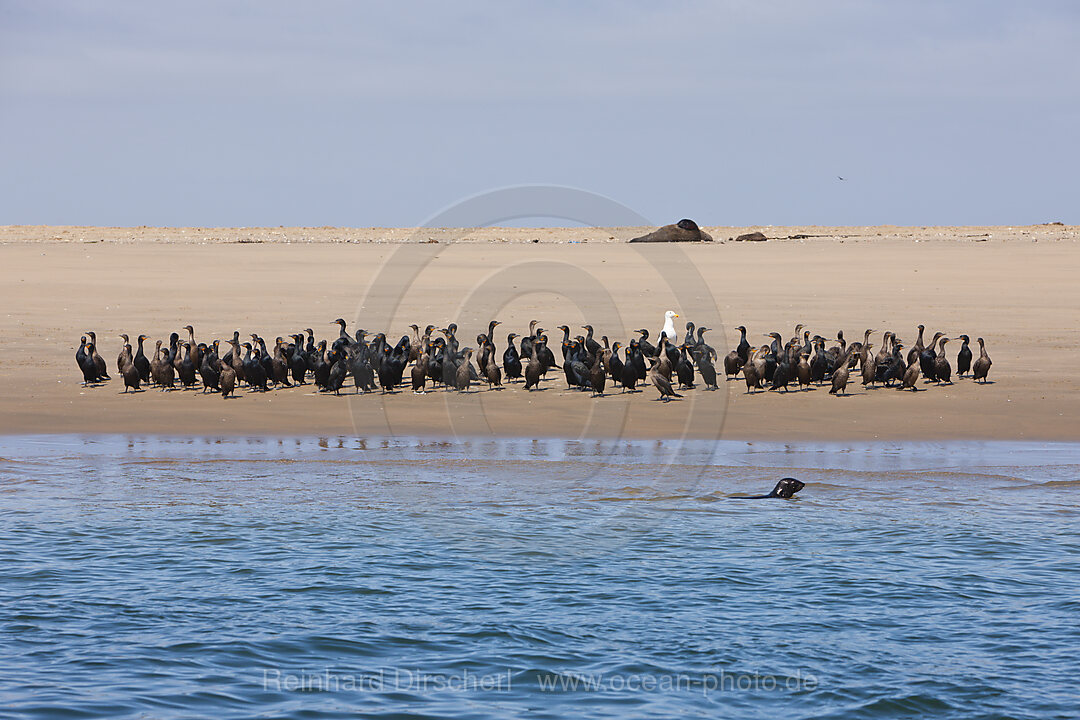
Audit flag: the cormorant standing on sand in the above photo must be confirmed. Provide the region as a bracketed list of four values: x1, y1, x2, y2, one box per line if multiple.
[218, 360, 237, 398]
[503, 333, 522, 381]
[86, 331, 109, 380]
[134, 334, 151, 383]
[829, 346, 858, 395]
[117, 334, 129, 375]
[155, 347, 176, 390]
[743, 348, 763, 394]
[973, 338, 992, 383]
[908, 325, 926, 367]
[723, 350, 742, 379]
[608, 341, 625, 387]
[900, 355, 921, 391]
[326, 352, 347, 395]
[735, 325, 750, 365]
[243, 342, 268, 391]
[696, 346, 718, 390]
[178, 343, 197, 388]
[648, 356, 682, 402]
[934, 338, 952, 384]
[411, 341, 429, 394]
[76, 336, 97, 385]
[483, 345, 502, 389]
[795, 352, 812, 390]
[860, 343, 877, 387]
[590, 350, 607, 397]
[956, 335, 973, 377]
[456, 348, 475, 392]
[620, 344, 639, 392]
[919, 332, 945, 382]
[636, 329, 656, 358]
[199, 340, 221, 392]
[676, 344, 695, 389]
[524, 343, 543, 391]
[119, 343, 140, 392]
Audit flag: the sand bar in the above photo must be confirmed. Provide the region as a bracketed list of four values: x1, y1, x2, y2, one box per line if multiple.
[2, 224, 1077, 442]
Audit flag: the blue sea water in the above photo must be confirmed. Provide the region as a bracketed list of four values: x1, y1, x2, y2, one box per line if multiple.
[1, 435, 1078, 719]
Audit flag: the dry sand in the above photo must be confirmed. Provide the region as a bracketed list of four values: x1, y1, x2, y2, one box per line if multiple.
[2, 224, 1077, 442]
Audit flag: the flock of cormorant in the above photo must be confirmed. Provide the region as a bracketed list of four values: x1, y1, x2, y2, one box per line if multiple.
[75, 312, 993, 400]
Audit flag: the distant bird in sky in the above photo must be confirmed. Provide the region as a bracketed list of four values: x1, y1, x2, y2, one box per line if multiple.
[837, 175, 846, 181]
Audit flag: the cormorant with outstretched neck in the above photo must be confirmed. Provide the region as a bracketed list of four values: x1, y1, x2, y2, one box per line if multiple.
[695, 326, 716, 363]
[556, 325, 573, 366]
[735, 326, 750, 365]
[973, 338, 992, 383]
[908, 325, 926, 366]
[636, 328, 656, 358]
[582, 324, 601, 360]
[956, 335, 973, 377]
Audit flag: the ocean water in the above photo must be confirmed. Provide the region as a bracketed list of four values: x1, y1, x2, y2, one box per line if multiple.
[1, 435, 1078, 719]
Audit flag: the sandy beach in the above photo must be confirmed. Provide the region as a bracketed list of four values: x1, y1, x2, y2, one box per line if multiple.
[2, 224, 1077, 442]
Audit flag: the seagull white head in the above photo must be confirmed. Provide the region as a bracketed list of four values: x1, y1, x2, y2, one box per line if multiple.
[661, 310, 680, 342]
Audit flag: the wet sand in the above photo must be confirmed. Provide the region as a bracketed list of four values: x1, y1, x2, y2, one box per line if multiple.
[1, 224, 1077, 441]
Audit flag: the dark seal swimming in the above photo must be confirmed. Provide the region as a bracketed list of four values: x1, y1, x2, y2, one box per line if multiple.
[733, 478, 805, 499]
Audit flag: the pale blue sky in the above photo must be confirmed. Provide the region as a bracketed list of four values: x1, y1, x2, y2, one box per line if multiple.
[1, 1, 1077, 227]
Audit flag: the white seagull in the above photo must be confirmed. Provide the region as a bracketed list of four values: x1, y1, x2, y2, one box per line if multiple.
[661, 310, 680, 344]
